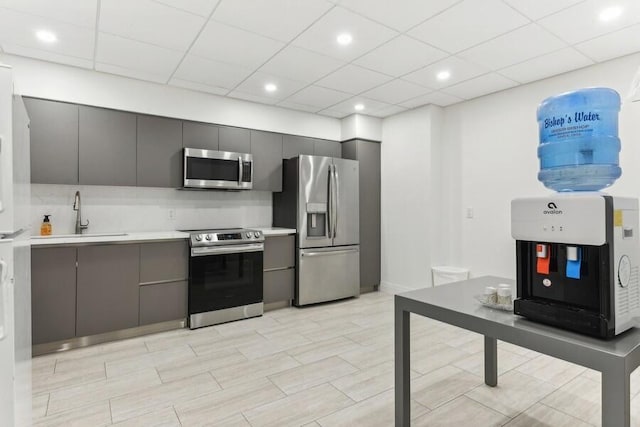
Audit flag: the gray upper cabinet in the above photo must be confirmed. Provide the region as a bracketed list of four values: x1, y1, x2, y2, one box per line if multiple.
[219, 126, 250, 153]
[282, 135, 314, 159]
[137, 115, 183, 188]
[251, 130, 283, 192]
[31, 247, 77, 345]
[342, 139, 381, 290]
[183, 121, 219, 151]
[313, 140, 341, 158]
[25, 98, 79, 184]
[76, 244, 140, 336]
[79, 106, 137, 186]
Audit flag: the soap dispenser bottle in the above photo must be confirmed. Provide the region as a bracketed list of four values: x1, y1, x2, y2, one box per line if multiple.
[40, 214, 52, 236]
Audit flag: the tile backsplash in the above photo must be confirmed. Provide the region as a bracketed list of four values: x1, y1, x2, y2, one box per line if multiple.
[31, 184, 273, 235]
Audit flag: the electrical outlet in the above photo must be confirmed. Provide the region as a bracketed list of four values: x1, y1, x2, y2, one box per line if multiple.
[168, 209, 176, 220]
[466, 207, 474, 219]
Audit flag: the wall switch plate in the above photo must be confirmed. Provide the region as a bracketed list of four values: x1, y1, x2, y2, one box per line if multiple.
[466, 207, 474, 219]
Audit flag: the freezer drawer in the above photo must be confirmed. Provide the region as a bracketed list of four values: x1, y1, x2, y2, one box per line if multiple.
[296, 245, 360, 306]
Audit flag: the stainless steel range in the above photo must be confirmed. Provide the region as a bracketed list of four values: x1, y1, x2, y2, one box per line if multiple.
[184, 228, 264, 329]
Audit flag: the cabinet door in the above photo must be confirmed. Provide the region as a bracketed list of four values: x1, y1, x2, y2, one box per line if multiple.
[313, 140, 341, 158]
[137, 115, 183, 188]
[139, 281, 187, 325]
[251, 130, 283, 191]
[263, 269, 294, 304]
[264, 235, 295, 270]
[24, 98, 79, 184]
[219, 126, 250, 153]
[358, 141, 381, 288]
[282, 135, 314, 159]
[139, 241, 188, 284]
[183, 121, 219, 151]
[76, 244, 140, 336]
[31, 247, 77, 345]
[79, 106, 137, 186]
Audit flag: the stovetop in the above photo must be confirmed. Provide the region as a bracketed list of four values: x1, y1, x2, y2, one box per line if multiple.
[180, 228, 264, 247]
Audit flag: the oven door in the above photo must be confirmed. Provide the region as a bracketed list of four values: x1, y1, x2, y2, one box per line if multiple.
[183, 148, 253, 190]
[188, 244, 263, 318]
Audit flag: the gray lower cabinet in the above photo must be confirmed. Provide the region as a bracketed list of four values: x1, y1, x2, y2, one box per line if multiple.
[139, 281, 187, 325]
[342, 139, 381, 290]
[251, 130, 283, 192]
[282, 135, 314, 159]
[76, 244, 140, 337]
[140, 241, 188, 284]
[313, 140, 341, 158]
[219, 126, 250, 153]
[24, 98, 79, 185]
[183, 121, 219, 151]
[31, 247, 77, 345]
[79, 106, 137, 186]
[263, 235, 295, 304]
[137, 115, 183, 188]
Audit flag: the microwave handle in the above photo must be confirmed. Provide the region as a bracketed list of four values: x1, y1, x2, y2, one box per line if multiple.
[238, 157, 243, 183]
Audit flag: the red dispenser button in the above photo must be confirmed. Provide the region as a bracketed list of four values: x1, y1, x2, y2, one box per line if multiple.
[536, 244, 550, 275]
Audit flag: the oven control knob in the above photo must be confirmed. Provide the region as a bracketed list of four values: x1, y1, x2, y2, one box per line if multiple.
[245, 232, 252, 238]
[194, 234, 202, 242]
[205, 234, 212, 241]
[254, 232, 260, 238]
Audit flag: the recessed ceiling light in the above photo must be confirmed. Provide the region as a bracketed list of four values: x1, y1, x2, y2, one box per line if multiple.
[354, 103, 364, 111]
[264, 83, 277, 93]
[436, 70, 451, 81]
[35, 29, 57, 43]
[599, 6, 623, 22]
[337, 33, 353, 46]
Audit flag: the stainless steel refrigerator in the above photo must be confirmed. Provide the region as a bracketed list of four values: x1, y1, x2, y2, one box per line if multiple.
[274, 155, 359, 306]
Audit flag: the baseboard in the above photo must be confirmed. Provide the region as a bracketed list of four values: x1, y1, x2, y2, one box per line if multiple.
[379, 281, 414, 295]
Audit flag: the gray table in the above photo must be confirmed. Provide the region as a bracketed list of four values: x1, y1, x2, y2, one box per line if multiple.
[395, 276, 640, 427]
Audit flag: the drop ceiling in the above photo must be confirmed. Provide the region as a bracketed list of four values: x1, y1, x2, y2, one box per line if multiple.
[0, 0, 639, 118]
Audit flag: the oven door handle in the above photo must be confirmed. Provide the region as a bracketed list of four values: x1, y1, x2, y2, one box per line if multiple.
[191, 243, 264, 257]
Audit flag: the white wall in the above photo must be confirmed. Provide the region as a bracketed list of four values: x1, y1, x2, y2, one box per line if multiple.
[1, 54, 341, 140]
[341, 114, 382, 141]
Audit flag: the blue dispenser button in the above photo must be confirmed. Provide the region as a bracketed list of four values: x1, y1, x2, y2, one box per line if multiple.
[566, 246, 581, 279]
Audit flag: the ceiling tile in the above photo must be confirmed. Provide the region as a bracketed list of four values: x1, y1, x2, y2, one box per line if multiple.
[328, 96, 390, 115]
[575, 24, 640, 62]
[285, 85, 351, 109]
[96, 33, 183, 83]
[400, 91, 463, 108]
[168, 78, 229, 95]
[362, 79, 431, 104]
[499, 47, 593, 83]
[403, 56, 488, 90]
[538, 0, 640, 45]
[172, 54, 253, 91]
[96, 63, 168, 84]
[369, 104, 408, 118]
[277, 99, 321, 113]
[336, 0, 460, 32]
[1, 45, 93, 69]
[190, 20, 285, 68]
[442, 73, 517, 100]
[292, 6, 398, 62]
[354, 35, 447, 77]
[0, 8, 95, 59]
[153, 0, 220, 17]
[100, 0, 205, 51]
[316, 64, 392, 94]
[503, 0, 583, 21]
[212, 0, 332, 42]
[259, 45, 344, 83]
[226, 90, 279, 105]
[0, 0, 97, 28]
[458, 24, 566, 70]
[408, 0, 529, 53]
[234, 71, 307, 100]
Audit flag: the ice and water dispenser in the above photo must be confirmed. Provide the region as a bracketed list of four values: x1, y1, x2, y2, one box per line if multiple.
[306, 203, 327, 237]
[511, 88, 640, 338]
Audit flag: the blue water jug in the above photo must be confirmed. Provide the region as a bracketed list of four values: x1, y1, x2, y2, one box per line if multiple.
[537, 87, 621, 191]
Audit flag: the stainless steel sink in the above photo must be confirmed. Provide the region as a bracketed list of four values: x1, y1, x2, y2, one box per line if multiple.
[32, 233, 128, 239]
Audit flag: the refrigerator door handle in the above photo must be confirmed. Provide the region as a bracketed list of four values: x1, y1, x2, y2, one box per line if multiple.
[301, 248, 359, 257]
[333, 163, 338, 238]
[327, 164, 333, 239]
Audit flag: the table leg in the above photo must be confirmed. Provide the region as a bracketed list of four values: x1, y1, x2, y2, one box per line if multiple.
[602, 363, 630, 427]
[395, 304, 410, 427]
[484, 336, 497, 387]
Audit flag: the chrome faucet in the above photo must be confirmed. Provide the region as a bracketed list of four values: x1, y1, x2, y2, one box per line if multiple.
[73, 191, 89, 234]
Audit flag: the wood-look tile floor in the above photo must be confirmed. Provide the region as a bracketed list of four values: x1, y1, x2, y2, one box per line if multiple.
[31, 292, 640, 426]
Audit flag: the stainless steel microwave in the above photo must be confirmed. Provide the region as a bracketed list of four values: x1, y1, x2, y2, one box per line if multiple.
[183, 148, 253, 190]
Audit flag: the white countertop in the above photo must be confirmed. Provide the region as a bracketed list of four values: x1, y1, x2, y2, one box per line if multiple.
[30, 231, 190, 246]
[252, 227, 296, 237]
